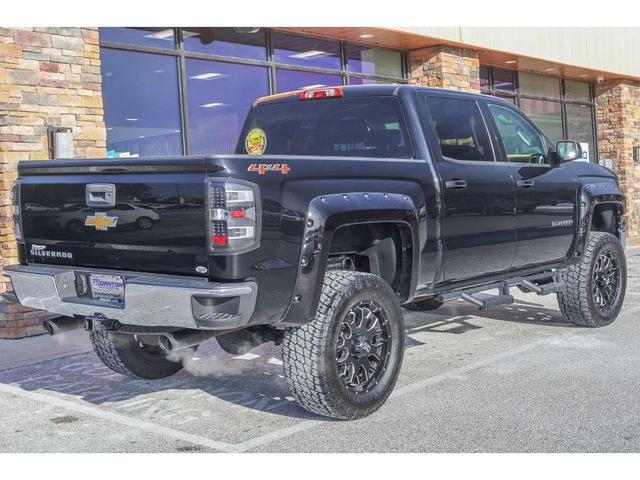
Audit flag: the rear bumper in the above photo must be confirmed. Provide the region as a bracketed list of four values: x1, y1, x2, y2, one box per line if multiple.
[3, 264, 257, 330]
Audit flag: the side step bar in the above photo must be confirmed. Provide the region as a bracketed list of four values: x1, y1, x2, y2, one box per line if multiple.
[436, 270, 565, 311]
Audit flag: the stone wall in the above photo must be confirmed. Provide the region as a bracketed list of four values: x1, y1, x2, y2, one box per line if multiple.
[0, 27, 106, 338]
[595, 79, 640, 238]
[408, 45, 481, 93]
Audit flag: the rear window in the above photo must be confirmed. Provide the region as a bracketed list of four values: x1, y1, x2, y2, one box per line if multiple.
[237, 96, 413, 158]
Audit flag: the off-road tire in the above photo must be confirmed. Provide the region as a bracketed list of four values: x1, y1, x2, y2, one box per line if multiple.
[403, 296, 444, 311]
[282, 270, 405, 420]
[90, 330, 193, 379]
[558, 231, 626, 327]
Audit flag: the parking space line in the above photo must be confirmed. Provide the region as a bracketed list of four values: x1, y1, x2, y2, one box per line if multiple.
[0, 383, 237, 453]
[232, 306, 640, 452]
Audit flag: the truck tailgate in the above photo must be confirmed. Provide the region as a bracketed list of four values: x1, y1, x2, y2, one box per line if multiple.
[18, 158, 209, 276]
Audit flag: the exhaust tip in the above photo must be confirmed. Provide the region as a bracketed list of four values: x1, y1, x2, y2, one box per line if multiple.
[42, 320, 55, 336]
[158, 335, 173, 354]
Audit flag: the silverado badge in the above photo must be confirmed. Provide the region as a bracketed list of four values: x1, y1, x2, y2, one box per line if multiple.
[85, 212, 118, 231]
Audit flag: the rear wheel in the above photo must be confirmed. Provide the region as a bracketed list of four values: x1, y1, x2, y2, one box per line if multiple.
[558, 231, 626, 327]
[136, 216, 153, 230]
[282, 270, 405, 420]
[90, 330, 194, 379]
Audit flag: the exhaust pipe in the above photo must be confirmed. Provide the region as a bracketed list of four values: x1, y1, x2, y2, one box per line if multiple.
[42, 316, 85, 336]
[158, 329, 218, 354]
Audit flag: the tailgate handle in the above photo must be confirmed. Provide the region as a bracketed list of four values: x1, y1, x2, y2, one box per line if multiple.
[86, 183, 116, 207]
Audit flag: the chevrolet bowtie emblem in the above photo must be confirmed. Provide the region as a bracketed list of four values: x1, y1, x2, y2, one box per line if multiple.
[85, 212, 118, 231]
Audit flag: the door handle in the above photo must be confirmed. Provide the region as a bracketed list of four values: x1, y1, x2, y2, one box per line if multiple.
[445, 179, 468, 189]
[516, 179, 535, 188]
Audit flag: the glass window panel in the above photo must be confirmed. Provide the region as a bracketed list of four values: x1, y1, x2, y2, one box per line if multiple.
[275, 69, 343, 93]
[567, 104, 595, 161]
[518, 98, 563, 143]
[99, 27, 176, 49]
[182, 27, 267, 60]
[101, 49, 183, 157]
[493, 68, 515, 91]
[272, 32, 341, 70]
[239, 97, 413, 158]
[426, 97, 494, 162]
[348, 77, 389, 85]
[518, 72, 560, 98]
[186, 59, 269, 154]
[488, 103, 547, 164]
[565, 79, 592, 102]
[480, 65, 490, 90]
[346, 44, 402, 78]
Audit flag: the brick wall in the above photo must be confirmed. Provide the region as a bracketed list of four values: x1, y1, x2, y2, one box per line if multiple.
[595, 79, 640, 238]
[0, 27, 106, 338]
[408, 45, 481, 93]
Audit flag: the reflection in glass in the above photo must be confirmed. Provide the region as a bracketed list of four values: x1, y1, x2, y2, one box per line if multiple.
[101, 48, 183, 157]
[565, 80, 592, 102]
[347, 44, 402, 78]
[99, 27, 176, 49]
[480, 65, 490, 90]
[275, 69, 343, 93]
[272, 32, 341, 69]
[518, 72, 560, 98]
[519, 98, 563, 143]
[493, 68, 515, 91]
[186, 59, 269, 154]
[183, 27, 267, 60]
[567, 104, 595, 159]
[348, 77, 386, 85]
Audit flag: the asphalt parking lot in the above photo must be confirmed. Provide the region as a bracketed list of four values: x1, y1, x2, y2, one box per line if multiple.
[1, 245, 639, 453]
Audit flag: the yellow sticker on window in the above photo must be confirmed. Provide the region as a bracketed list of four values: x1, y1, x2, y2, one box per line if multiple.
[245, 128, 267, 155]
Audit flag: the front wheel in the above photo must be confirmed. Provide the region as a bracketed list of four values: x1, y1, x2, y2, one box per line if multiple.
[282, 270, 405, 420]
[558, 231, 626, 327]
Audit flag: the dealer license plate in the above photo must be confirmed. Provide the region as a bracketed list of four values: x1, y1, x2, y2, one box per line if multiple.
[89, 274, 125, 305]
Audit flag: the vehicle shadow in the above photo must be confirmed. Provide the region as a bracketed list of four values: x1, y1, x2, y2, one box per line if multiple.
[0, 296, 574, 422]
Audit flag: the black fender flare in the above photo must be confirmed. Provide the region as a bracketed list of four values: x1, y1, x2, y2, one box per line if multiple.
[572, 183, 625, 259]
[278, 192, 420, 327]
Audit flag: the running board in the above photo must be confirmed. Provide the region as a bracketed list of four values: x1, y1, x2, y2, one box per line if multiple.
[436, 271, 565, 311]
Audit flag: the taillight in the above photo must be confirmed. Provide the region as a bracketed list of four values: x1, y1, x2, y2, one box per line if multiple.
[10, 182, 23, 242]
[299, 87, 344, 100]
[207, 180, 259, 253]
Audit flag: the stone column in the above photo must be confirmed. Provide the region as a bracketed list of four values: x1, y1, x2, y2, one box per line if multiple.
[0, 27, 107, 338]
[595, 79, 640, 239]
[408, 45, 481, 93]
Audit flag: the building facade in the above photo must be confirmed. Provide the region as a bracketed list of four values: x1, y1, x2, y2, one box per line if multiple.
[1, 26, 639, 337]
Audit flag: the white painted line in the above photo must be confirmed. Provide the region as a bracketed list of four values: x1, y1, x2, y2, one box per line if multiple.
[0, 383, 236, 453]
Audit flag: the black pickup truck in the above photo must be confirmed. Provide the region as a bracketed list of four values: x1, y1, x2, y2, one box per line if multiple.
[6, 85, 627, 420]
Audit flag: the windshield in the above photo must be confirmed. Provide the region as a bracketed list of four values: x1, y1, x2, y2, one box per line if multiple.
[237, 96, 413, 158]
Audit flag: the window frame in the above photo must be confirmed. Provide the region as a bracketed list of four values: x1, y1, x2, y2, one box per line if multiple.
[99, 28, 408, 155]
[480, 66, 597, 162]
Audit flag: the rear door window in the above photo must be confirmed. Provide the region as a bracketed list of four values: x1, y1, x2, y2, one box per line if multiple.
[425, 96, 495, 162]
[237, 96, 413, 158]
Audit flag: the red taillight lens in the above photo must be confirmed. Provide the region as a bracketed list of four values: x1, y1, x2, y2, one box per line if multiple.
[207, 180, 259, 253]
[299, 87, 344, 100]
[212, 234, 228, 245]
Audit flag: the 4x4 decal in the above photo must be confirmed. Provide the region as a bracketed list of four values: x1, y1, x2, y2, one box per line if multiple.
[248, 163, 290, 175]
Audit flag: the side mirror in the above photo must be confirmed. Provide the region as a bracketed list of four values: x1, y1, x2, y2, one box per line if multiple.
[556, 140, 582, 162]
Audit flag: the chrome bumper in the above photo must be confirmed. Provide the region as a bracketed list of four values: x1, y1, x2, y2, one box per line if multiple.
[4, 264, 257, 330]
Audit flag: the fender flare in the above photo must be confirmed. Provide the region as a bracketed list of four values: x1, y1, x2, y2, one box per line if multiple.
[278, 192, 420, 327]
[572, 183, 626, 259]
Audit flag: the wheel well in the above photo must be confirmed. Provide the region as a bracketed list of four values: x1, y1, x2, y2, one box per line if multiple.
[327, 222, 412, 301]
[591, 203, 622, 239]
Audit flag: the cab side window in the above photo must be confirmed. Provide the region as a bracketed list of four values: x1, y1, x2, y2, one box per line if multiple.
[487, 103, 549, 164]
[426, 96, 494, 162]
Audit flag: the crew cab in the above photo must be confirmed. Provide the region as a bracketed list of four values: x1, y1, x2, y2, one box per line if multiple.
[5, 85, 627, 420]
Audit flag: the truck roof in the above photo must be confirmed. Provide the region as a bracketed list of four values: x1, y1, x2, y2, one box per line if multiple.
[253, 84, 493, 107]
